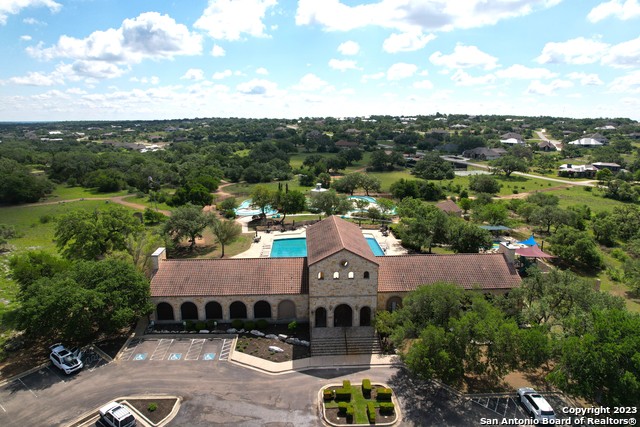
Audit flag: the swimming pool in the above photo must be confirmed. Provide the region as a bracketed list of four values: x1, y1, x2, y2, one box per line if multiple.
[234, 199, 278, 217]
[349, 195, 377, 204]
[270, 236, 385, 257]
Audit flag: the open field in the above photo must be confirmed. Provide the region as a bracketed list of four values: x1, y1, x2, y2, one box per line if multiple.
[289, 151, 371, 172]
[47, 184, 129, 201]
[546, 186, 630, 213]
[224, 179, 314, 198]
[125, 195, 174, 212]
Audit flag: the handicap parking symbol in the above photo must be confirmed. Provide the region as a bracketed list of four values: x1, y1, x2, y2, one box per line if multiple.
[203, 353, 216, 361]
[133, 353, 147, 361]
[169, 353, 182, 361]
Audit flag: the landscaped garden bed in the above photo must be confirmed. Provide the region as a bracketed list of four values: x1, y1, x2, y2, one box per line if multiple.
[125, 397, 178, 425]
[322, 379, 398, 425]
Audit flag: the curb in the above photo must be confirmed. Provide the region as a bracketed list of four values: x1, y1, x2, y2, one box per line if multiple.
[0, 361, 51, 387]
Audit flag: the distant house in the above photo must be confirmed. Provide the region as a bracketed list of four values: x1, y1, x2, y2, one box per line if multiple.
[500, 132, 524, 144]
[462, 147, 505, 160]
[627, 132, 640, 140]
[436, 199, 463, 217]
[595, 125, 616, 130]
[558, 163, 597, 178]
[592, 162, 622, 172]
[334, 140, 359, 149]
[538, 141, 557, 151]
[584, 133, 608, 144]
[450, 124, 468, 129]
[567, 138, 603, 147]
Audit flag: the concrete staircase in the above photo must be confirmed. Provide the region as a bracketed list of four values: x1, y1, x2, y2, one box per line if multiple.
[310, 327, 382, 356]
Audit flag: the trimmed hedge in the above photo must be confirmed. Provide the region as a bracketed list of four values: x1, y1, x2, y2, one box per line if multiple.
[256, 319, 269, 330]
[338, 401, 348, 414]
[195, 321, 206, 331]
[362, 379, 372, 397]
[367, 402, 376, 423]
[231, 319, 243, 329]
[376, 387, 392, 401]
[346, 405, 354, 422]
[342, 379, 351, 390]
[244, 320, 255, 330]
[380, 402, 395, 414]
[323, 389, 334, 401]
[335, 388, 351, 401]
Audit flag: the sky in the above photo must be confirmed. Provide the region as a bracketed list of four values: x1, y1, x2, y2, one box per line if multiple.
[0, 0, 639, 122]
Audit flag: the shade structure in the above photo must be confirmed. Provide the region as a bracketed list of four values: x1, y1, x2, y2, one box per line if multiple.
[515, 245, 554, 258]
[517, 235, 537, 246]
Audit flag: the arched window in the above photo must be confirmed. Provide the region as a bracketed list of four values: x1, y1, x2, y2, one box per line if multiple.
[230, 301, 247, 319]
[317, 271, 324, 280]
[277, 300, 296, 320]
[333, 271, 340, 279]
[205, 301, 223, 319]
[156, 302, 174, 321]
[315, 307, 327, 328]
[386, 296, 402, 312]
[348, 272, 354, 279]
[363, 271, 370, 279]
[253, 300, 272, 319]
[360, 306, 372, 326]
[180, 302, 198, 320]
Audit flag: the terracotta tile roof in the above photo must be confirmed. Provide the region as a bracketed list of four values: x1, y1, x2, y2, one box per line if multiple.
[436, 199, 462, 214]
[306, 216, 378, 266]
[377, 253, 520, 292]
[151, 258, 308, 297]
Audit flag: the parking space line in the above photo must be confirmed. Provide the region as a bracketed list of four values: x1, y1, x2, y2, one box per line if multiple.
[46, 365, 66, 382]
[0, 402, 6, 412]
[150, 338, 173, 360]
[119, 339, 141, 361]
[185, 339, 205, 360]
[18, 379, 37, 398]
[219, 339, 231, 361]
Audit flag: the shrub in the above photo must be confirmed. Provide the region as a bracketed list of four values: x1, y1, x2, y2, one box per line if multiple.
[335, 388, 351, 401]
[206, 319, 218, 330]
[377, 387, 392, 401]
[147, 403, 157, 412]
[342, 379, 351, 390]
[379, 402, 395, 414]
[231, 319, 244, 329]
[39, 214, 53, 224]
[288, 321, 298, 332]
[323, 389, 334, 401]
[195, 321, 206, 331]
[367, 402, 376, 423]
[362, 379, 372, 397]
[256, 319, 269, 330]
[185, 320, 196, 331]
[346, 405, 354, 422]
[338, 401, 348, 414]
[244, 320, 255, 330]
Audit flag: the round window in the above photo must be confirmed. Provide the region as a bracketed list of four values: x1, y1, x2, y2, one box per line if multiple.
[341, 260, 349, 267]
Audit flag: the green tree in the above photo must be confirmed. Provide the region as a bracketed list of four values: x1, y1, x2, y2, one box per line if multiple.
[397, 200, 449, 253]
[251, 185, 274, 215]
[0, 157, 54, 204]
[210, 219, 242, 258]
[403, 325, 464, 384]
[412, 153, 455, 180]
[162, 204, 213, 250]
[9, 251, 70, 292]
[490, 155, 528, 177]
[360, 174, 381, 196]
[55, 206, 143, 260]
[447, 220, 492, 253]
[390, 179, 419, 200]
[309, 190, 352, 216]
[277, 190, 306, 223]
[469, 174, 501, 195]
[591, 212, 618, 246]
[472, 202, 509, 225]
[0, 224, 17, 250]
[548, 227, 604, 269]
[332, 174, 361, 195]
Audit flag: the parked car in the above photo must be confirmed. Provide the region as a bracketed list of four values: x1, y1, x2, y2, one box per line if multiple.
[99, 401, 136, 427]
[49, 343, 83, 374]
[517, 387, 556, 422]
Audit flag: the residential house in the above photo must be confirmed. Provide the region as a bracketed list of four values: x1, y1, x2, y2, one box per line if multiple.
[558, 163, 597, 178]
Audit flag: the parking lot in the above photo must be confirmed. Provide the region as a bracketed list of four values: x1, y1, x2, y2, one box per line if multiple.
[118, 337, 229, 362]
[470, 393, 575, 425]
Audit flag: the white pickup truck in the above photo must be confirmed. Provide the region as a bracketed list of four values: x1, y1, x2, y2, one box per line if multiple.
[517, 387, 556, 422]
[99, 402, 137, 427]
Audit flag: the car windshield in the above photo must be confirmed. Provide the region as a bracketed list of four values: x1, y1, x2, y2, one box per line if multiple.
[62, 355, 77, 364]
[541, 410, 555, 416]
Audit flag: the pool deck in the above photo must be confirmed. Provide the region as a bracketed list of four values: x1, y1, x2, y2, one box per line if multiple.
[233, 216, 407, 259]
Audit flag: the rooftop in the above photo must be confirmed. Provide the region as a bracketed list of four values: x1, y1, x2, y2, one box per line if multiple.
[306, 216, 378, 266]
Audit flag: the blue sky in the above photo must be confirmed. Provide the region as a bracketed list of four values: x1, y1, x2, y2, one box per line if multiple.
[0, 0, 639, 121]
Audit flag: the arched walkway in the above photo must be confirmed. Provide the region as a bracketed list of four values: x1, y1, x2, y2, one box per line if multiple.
[205, 301, 223, 319]
[277, 300, 296, 320]
[156, 302, 174, 321]
[386, 296, 402, 312]
[181, 302, 198, 320]
[254, 300, 272, 319]
[360, 306, 371, 326]
[230, 301, 247, 319]
[315, 307, 327, 328]
[334, 304, 353, 327]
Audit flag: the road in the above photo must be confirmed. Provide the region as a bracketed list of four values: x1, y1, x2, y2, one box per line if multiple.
[535, 129, 563, 151]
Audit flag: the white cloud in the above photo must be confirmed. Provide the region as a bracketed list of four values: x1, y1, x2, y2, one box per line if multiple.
[66, 88, 87, 95]
[413, 80, 433, 89]
[295, 0, 560, 33]
[212, 69, 233, 80]
[210, 44, 226, 57]
[387, 62, 417, 80]
[609, 70, 640, 93]
[328, 58, 359, 71]
[236, 78, 279, 96]
[567, 72, 604, 86]
[69, 60, 127, 79]
[430, 44, 498, 70]
[588, 0, 640, 22]
[361, 72, 385, 83]
[194, 0, 277, 41]
[383, 31, 436, 53]
[526, 79, 574, 95]
[495, 64, 557, 80]
[601, 36, 640, 68]
[28, 12, 202, 64]
[182, 68, 205, 81]
[23, 17, 44, 25]
[451, 69, 496, 86]
[293, 73, 332, 92]
[256, 67, 269, 75]
[0, 0, 61, 25]
[337, 40, 360, 55]
[536, 37, 609, 65]
[4, 71, 62, 86]
[20, 35, 32, 41]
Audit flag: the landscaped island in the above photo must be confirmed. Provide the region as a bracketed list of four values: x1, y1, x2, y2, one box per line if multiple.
[321, 379, 398, 425]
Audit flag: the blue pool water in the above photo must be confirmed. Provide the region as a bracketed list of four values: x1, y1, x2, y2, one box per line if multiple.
[349, 195, 377, 204]
[270, 236, 385, 257]
[234, 199, 278, 216]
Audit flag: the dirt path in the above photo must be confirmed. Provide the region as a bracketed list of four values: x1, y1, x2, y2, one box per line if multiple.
[495, 185, 571, 200]
[213, 181, 235, 200]
[11, 194, 172, 216]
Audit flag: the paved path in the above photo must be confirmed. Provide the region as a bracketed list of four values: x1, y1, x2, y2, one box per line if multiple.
[535, 129, 563, 151]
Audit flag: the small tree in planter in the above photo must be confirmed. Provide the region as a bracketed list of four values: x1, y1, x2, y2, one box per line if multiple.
[287, 321, 298, 336]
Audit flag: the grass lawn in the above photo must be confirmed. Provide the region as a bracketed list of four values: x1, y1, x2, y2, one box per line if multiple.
[546, 186, 629, 213]
[324, 382, 390, 424]
[125, 195, 173, 212]
[366, 169, 414, 191]
[47, 184, 129, 201]
[289, 151, 371, 173]
[224, 179, 314, 198]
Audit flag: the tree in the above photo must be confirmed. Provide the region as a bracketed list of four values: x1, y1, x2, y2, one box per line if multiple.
[469, 174, 501, 194]
[548, 227, 604, 269]
[9, 251, 70, 293]
[448, 220, 492, 253]
[277, 190, 306, 223]
[210, 219, 242, 258]
[360, 174, 381, 195]
[390, 179, 419, 200]
[162, 204, 214, 250]
[0, 224, 17, 250]
[530, 205, 565, 233]
[472, 202, 509, 225]
[490, 155, 528, 177]
[55, 206, 143, 260]
[411, 153, 455, 180]
[251, 185, 274, 215]
[309, 190, 352, 216]
[339, 148, 362, 165]
[458, 198, 472, 214]
[403, 325, 464, 384]
[591, 212, 618, 246]
[332, 174, 361, 195]
[0, 157, 54, 204]
[397, 199, 449, 253]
